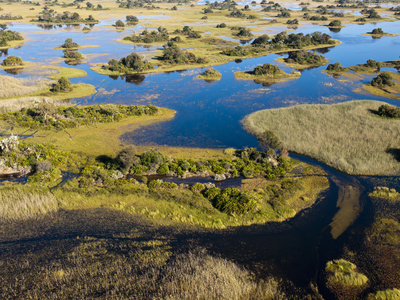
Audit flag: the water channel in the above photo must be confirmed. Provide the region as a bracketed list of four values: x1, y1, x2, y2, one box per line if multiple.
[2, 16, 400, 297]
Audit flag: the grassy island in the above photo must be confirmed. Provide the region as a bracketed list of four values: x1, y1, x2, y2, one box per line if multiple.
[235, 63, 300, 84]
[197, 68, 222, 81]
[243, 100, 400, 175]
[364, 28, 398, 38]
[276, 50, 328, 69]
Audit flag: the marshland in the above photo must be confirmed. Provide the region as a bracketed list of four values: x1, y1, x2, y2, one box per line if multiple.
[1, 0, 400, 298]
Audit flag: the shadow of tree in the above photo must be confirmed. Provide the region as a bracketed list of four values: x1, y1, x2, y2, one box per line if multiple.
[386, 148, 400, 162]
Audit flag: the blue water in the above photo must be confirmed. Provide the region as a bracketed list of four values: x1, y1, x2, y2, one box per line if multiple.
[2, 20, 400, 148]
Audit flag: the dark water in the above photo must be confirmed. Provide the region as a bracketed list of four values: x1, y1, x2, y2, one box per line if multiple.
[2, 19, 400, 297]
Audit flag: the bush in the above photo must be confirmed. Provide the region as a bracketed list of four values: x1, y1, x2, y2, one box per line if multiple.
[1, 56, 22, 67]
[116, 146, 139, 172]
[63, 50, 83, 59]
[213, 188, 260, 214]
[126, 15, 139, 23]
[52, 77, 72, 92]
[253, 63, 280, 76]
[35, 161, 52, 173]
[61, 38, 79, 48]
[200, 68, 221, 78]
[371, 72, 394, 87]
[140, 149, 167, 167]
[115, 20, 124, 27]
[157, 163, 169, 174]
[328, 20, 341, 27]
[377, 104, 400, 118]
[216, 23, 226, 28]
[326, 62, 345, 72]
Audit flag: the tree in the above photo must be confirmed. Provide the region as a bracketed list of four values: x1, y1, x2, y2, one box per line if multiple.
[328, 20, 341, 27]
[116, 146, 140, 172]
[86, 1, 94, 9]
[257, 130, 282, 151]
[115, 20, 124, 27]
[126, 15, 139, 23]
[52, 77, 72, 92]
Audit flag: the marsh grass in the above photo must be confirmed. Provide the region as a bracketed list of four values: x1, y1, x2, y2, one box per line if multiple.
[0, 185, 58, 222]
[243, 100, 400, 175]
[0, 96, 61, 113]
[0, 237, 284, 299]
[370, 186, 400, 201]
[0, 75, 50, 99]
[368, 288, 400, 299]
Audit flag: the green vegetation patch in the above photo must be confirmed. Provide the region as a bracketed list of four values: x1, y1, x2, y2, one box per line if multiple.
[278, 50, 328, 69]
[370, 186, 400, 201]
[1, 103, 159, 131]
[243, 100, 400, 175]
[326, 259, 369, 287]
[198, 68, 222, 80]
[364, 28, 398, 37]
[235, 63, 301, 84]
[0, 24, 23, 48]
[369, 288, 400, 300]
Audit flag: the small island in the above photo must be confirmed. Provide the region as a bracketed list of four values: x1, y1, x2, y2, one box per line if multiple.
[235, 63, 301, 84]
[276, 50, 328, 69]
[364, 28, 398, 37]
[197, 68, 222, 81]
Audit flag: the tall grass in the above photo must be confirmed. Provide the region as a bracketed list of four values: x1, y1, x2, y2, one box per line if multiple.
[368, 288, 400, 300]
[326, 259, 369, 287]
[0, 96, 67, 113]
[0, 186, 58, 222]
[1, 242, 285, 299]
[0, 75, 50, 99]
[243, 100, 400, 175]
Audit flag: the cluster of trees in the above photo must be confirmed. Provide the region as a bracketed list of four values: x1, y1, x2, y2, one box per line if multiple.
[77, 147, 291, 215]
[361, 8, 381, 18]
[252, 63, 281, 76]
[326, 62, 346, 72]
[126, 15, 139, 23]
[303, 14, 328, 21]
[161, 43, 205, 64]
[369, 28, 384, 34]
[371, 72, 394, 88]
[377, 104, 400, 118]
[123, 27, 169, 43]
[61, 38, 79, 48]
[364, 59, 381, 71]
[232, 26, 252, 37]
[118, 0, 166, 10]
[284, 50, 326, 65]
[34, 7, 98, 23]
[328, 20, 342, 27]
[63, 50, 84, 60]
[0, 14, 23, 20]
[222, 31, 334, 57]
[1, 55, 23, 67]
[0, 24, 23, 47]
[173, 26, 201, 39]
[51, 77, 72, 92]
[207, 0, 237, 10]
[3, 103, 159, 130]
[103, 52, 153, 73]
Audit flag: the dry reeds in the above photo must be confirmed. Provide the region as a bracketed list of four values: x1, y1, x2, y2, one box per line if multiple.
[0, 75, 51, 99]
[243, 100, 400, 175]
[0, 186, 58, 222]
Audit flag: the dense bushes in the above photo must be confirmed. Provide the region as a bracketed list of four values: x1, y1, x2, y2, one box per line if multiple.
[123, 27, 169, 44]
[284, 50, 326, 65]
[63, 50, 83, 59]
[0, 27, 23, 47]
[161, 43, 205, 64]
[222, 31, 335, 56]
[34, 8, 98, 23]
[1, 55, 23, 67]
[326, 62, 345, 72]
[103, 52, 153, 73]
[371, 72, 394, 87]
[199, 68, 221, 78]
[52, 77, 71, 92]
[1, 103, 159, 130]
[377, 104, 400, 118]
[61, 38, 79, 48]
[252, 63, 281, 76]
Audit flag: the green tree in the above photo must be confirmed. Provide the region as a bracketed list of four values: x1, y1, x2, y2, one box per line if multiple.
[257, 130, 282, 151]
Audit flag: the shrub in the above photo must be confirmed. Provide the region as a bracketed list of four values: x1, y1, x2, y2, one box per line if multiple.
[61, 38, 79, 48]
[216, 23, 226, 28]
[52, 77, 71, 92]
[115, 20, 124, 27]
[213, 188, 259, 214]
[253, 63, 280, 76]
[126, 15, 139, 23]
[371, 72, 394, 87]
[35, 161, 52, 173]
[157, 163, 169, 174]
[370, 28, 384, 34]
[63, 50, 83, 59]
[140, 149, 167, 167]
[200, 68, 221, 78]
[328, 20, 341, 27]
[1, 56, 23, 66]
[326, 62, 345, 72]
[116, 146, 139, 172]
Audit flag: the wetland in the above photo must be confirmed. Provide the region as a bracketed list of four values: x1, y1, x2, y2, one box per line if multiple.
[1, 0, 400, 298]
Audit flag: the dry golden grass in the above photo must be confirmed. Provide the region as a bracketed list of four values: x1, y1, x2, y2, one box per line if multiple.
[0, 75, 50, 99]
[243, 100, 400, 175]
[0, 186, 58, 222]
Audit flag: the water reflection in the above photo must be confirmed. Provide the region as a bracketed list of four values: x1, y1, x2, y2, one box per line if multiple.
[0, 49, 8, 57]
[4, 67, 24, 75]
[328, 27, 342, 33]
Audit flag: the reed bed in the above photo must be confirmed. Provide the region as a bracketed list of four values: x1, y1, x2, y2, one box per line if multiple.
[0, 186, 58, 222]
[0, 75, 51, 99]
[243, 100, 400, 175]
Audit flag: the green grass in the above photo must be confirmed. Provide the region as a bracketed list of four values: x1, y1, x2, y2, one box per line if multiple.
[275, 57, 329, 70]
[235, 68, 301, 84]
[369, 289, 400, 300]
[370, 187, 400, 201]
[326, 259, 369, 287]
[243, 100, 400, 175]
